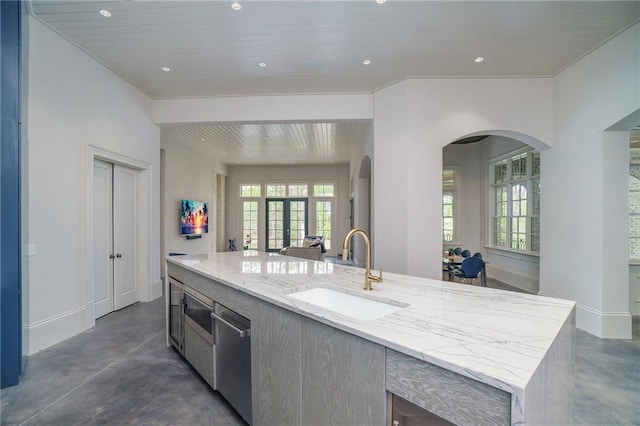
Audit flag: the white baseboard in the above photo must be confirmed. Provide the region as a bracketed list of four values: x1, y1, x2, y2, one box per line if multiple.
[24, 306, 87, 355]
[150, 279, 163, 300]
[575, 304, 632, 339]
[537, 292, 632, 339]
[485, 264, 538, 293]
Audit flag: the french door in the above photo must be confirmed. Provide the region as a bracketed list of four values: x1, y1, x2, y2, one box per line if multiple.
[265, 198, 308, 252]
[93, 160, 139, 318]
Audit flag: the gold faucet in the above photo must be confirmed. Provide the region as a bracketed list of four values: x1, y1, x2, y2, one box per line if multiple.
[341, 228, 383, 291]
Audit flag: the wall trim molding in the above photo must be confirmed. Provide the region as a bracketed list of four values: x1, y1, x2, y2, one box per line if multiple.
[150, 279, 163, 300]
[23, 306, 86, 355]
[537, 293, 632, 339]
[485, 264, 538, 294]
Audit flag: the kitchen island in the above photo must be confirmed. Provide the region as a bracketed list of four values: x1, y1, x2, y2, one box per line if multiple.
[166, 251, 575, 426]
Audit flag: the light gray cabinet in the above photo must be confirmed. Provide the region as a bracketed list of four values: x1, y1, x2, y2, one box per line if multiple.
[251, 300, 386, 426]
[251, 301, 302, 425]
[301, 317, 386, 426]
[386, 349, 511, 425]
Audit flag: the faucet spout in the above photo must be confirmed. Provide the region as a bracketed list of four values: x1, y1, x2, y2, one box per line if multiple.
[341, 228, 383, 291]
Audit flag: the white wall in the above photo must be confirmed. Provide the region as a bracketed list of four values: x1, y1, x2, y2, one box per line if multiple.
[25, 17, 161, 354]
[541, 23, 639, 338]
[374, 78, 552, 279]
[225, 164, 350, 255]
[349, 122, 374, 265]
[153, 94, 373, 124]
[161, 132, 227, 263]
[442, 142, 482, 252]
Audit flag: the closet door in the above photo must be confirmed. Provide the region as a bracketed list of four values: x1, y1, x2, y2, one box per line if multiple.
[93, 160, 114, 318]
[113, 164, 138, 310]
[93, 161, 139, 318]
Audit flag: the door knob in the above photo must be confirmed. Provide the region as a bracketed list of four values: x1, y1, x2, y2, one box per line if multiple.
[116, 253, 122, 258]
[109, 254, 115, 259]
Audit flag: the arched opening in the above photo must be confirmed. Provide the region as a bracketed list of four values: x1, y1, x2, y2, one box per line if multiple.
[442, 131, 545, 293]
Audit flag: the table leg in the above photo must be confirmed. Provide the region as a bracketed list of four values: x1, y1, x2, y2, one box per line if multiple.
[481, 263, 487, 287]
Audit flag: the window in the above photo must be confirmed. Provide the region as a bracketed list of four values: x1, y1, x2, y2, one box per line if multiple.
[442, 169, 455, 242]
[490, 150, 540, 253]
[288, 184, 308, 197]
[240, 184, 261, 198]
[266, 184, 286, 197]
[237, 181, 335, 252]
[242, 201, 259, 249]
[313, 184, 334, 197]
[316, 200, 332, 250]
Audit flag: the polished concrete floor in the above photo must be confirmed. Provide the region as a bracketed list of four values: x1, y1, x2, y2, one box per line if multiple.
[1, 283, 639, 425]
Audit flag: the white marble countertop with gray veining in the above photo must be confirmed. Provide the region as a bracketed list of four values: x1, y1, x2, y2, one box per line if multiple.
[166, 250, 575, 416]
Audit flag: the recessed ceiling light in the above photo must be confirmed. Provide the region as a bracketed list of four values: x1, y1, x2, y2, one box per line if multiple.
[201, 138, 206, 141]
[259, 62, 267, 68]
[376, 0, 386, 4]
[474, 56, 484, 63]
[263, 137, 269, 141]
[231, 2, 242, 10]
[99, 9, 111, 17]
[363, 59, 372, 65]
[162, 66, 171, 72]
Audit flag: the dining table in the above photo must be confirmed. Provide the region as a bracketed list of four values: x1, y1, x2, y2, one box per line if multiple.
[443, 254, 488, 287]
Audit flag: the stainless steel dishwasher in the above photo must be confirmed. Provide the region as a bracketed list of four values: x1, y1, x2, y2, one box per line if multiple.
[212, 303, 252, 425]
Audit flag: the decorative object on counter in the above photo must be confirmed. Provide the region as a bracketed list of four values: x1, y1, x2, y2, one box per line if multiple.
[229, 239, 237, 251]
[243, 234, 252, 250]
[342, 228, 382, 291]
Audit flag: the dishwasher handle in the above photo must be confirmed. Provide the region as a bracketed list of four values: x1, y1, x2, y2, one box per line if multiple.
[211, 312, 251, 338]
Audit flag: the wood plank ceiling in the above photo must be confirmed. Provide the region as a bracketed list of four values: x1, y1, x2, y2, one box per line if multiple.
[30, 1, 640, 165]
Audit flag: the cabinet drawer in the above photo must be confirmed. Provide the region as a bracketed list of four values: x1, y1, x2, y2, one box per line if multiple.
[386, 349, 510, 426]
[184, 322, 215, 389]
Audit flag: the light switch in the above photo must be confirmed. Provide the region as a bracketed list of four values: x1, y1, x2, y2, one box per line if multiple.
[25, 244, 36, 256]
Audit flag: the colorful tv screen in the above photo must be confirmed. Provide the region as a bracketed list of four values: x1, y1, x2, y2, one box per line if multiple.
[180, 200, 208, 236]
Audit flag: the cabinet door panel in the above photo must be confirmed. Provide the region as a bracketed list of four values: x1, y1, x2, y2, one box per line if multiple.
[251, 301, 302, 426]
[301, 318, 386, 426]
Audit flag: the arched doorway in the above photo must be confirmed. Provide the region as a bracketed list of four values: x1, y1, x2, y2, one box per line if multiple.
[442, 132, 545, 293]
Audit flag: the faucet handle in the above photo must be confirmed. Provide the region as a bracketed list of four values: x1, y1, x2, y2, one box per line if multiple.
[370, 266, 383, 283]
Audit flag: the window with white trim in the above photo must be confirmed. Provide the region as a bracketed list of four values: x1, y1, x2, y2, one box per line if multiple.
[313, 184, 335, 250]
[442, 169, 455, 242]
[489, 150, 540, 253]
[242, 200, 259, 249]
[630, 156, 640, 259]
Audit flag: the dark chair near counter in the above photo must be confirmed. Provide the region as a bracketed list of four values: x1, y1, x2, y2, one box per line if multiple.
[461, 249, 471, 258]
[452, 256, 484, 285]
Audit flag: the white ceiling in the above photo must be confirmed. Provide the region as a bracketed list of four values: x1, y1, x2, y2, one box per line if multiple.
[29, 1, 640, 165]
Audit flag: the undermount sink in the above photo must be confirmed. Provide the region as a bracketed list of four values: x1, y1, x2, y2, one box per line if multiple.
[287, 287, 407, 321]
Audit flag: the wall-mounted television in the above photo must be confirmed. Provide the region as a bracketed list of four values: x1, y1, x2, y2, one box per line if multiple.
[180, 199, 209, 237]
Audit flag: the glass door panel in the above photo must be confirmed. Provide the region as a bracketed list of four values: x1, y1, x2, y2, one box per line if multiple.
[266, 198, 307, 251]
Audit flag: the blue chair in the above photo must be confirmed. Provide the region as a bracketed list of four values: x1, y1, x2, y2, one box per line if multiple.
[461, 249, 471, 258]
[473, 252, 483, 259]
[452, 256, 484, 285]
[453, 247, 462, 256]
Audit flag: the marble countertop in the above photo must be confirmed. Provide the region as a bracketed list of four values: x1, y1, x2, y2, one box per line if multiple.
[166, 250, 575, 400]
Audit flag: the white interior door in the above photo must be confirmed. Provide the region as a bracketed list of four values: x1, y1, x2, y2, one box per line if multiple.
[113, 164, 138, 310]
[93, 161, 139, 318]
[93, 160, 114, 318]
